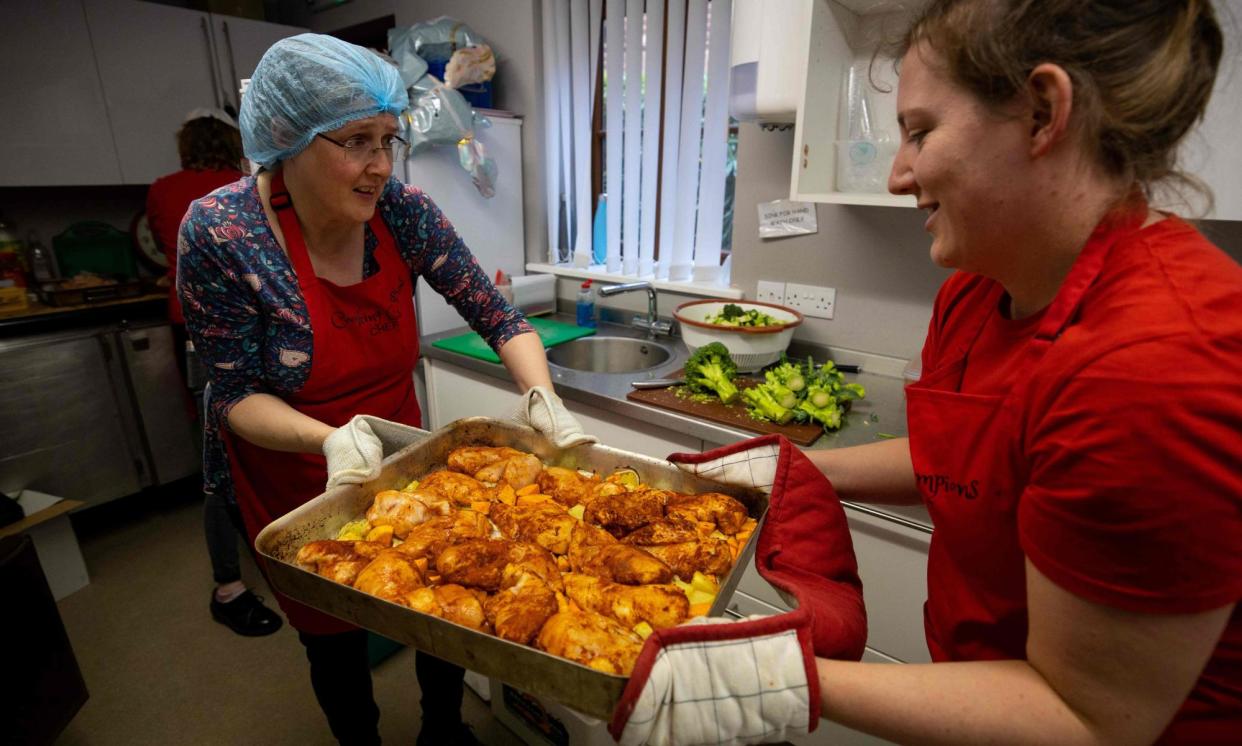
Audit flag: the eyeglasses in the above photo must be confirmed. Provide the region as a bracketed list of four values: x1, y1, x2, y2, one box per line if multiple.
[315, 132, 409, 163]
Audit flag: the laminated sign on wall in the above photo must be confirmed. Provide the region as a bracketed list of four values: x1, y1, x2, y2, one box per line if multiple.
[757, 200, 817, 239]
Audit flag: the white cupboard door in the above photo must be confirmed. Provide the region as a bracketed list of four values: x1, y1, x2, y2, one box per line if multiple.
[210, 14, 308, 112]
[0, 0, 123, 186]
[83, 0, 220, 184]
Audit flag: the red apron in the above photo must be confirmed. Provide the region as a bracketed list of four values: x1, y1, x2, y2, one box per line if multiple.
[907, 213, 1140, 662]
[226, 171, 420, 635]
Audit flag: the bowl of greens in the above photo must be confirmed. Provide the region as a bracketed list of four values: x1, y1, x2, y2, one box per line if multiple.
[674, 300, 803, 371]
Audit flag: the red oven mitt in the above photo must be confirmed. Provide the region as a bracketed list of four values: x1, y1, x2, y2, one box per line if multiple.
[609, 435, 867, 745]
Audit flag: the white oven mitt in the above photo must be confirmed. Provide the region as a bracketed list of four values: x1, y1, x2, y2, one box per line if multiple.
[611, 613, 818, 746]
[323, 415, 430, 489]
[669, 440, 781, 493]
[510, 386, 597, 449]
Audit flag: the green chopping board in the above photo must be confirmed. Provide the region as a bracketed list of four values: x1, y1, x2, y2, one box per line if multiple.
[431, 317, 596, 363]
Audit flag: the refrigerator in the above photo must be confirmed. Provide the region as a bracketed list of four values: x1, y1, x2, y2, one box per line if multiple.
[400, 114, 527, 337]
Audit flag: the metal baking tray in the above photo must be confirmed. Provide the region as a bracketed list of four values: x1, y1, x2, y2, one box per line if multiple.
[255, 417, 768, 720]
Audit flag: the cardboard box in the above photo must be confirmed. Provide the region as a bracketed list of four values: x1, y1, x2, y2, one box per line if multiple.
[490, 678, 614, 746]
[2, 491, 89, 600]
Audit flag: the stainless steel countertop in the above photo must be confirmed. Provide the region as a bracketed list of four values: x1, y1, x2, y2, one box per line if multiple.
[421, 315, 932, 531]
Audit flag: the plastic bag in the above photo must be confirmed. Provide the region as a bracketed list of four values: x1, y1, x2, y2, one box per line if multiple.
[400, 16, 486, 63]
[445, 44, 495, 88]
[402, 76, 498, 198]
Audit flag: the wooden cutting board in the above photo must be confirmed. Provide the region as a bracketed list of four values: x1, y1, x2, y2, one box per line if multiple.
[626, 377, 825, 446]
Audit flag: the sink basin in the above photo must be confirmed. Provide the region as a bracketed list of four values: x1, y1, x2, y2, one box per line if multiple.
[546, 336, 673, 373]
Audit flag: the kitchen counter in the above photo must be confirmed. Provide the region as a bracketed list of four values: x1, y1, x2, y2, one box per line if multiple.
[0, 291, 167, 338]
[422, 314, 932, 531]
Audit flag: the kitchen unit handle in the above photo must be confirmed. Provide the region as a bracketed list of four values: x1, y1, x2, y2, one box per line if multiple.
[200, 18, 223, 109]
[221, 21, 241, 110]
[841, 500, 934, 535]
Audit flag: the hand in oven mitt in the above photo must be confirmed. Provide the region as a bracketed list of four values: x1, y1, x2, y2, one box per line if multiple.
[668, 434, 867, 659]
[322, 415, 430, 489]
[511, 385, 598, 449]
[610, 436, 866, 745]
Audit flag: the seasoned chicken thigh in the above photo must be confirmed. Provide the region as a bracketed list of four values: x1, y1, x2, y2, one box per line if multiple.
[584, 487, 669, 537]
[664, 491, 748, 535]
[394, 510, 493, 561]
[535, 466, 601, 506]
[436, 538, 563, 592]
[353, 549, 426, 603]
[406, 583, 489, 630]
[564, 573, 689, 629]
[417, 469, 492, 507]
[446, 446, 542, 489]
[485, 572, 559, 644]
[365, 489, 451, 538]
[296, 540, 388, 585]
[567, 522, 673, 585]
[490, 501, 576, 555]
[535, 608, 643, 675]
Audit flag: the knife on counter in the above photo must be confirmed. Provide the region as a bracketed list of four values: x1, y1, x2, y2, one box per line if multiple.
[631, 364, 861, 389]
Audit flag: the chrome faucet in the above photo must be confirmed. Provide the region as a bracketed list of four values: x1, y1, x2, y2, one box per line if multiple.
[598, 281, 674, 338]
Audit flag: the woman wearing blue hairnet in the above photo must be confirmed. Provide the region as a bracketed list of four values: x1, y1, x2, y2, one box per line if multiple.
[177, 33, 592, 745]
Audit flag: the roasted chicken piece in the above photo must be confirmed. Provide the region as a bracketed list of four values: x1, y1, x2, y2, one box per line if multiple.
[485, 572, 559, 644]
[584, 487, 670, 537]
[564, 573, 689, 629]
[436, 539, 563, 592]
[446, 446, 542, 489]
[664, 492, 748, 535]
[353, 549, 426, 603]
[490, 501, 576, 555]
[536, 466, 601, 506]
[365, 489, 452, 538]
[406, 584, 489, 631]
[296, 540, 388, 585]
[394, 510, 493, 562]
[639, 539, 733, 581]
[536, 608, 643, 675]
[567, 522, 673, 585]
[622, 518, 698, 545]
[416, 469, 492, 507]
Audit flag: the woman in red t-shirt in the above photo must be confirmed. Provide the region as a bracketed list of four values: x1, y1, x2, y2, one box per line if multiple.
[611, 2, 1241, 744]
[146, 109, 281, 638]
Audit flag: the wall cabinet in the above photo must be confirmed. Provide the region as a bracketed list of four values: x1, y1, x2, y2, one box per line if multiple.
[0, 0, 305, 187]
[789, 0, 1242, 220]
[0, 0, 124, 186]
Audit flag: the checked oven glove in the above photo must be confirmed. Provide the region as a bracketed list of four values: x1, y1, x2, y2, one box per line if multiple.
[510, 385, 598, 449]
[322, 415, 430, 489]
[610, 435, 866, 744]
[610, 612, 819, 746]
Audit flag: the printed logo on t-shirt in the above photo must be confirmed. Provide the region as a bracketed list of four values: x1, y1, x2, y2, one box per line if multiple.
[916, 471, 980, 500]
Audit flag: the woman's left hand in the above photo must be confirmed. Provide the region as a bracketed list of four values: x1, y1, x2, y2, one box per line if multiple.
[322, 414, 430, 488]
[511, 386, 597, 448]
[610, 612, 819, 746]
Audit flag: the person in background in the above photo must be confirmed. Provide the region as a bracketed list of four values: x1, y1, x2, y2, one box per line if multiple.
[146, 108, 282, 638]
[612, 1, 1242, 744]
[177, 34, 592, 746]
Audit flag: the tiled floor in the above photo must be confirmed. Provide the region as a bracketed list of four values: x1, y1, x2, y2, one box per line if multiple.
[52, 482, 524, 745]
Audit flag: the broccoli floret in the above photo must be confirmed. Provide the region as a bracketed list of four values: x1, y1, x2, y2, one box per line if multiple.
[798, 385, 843, 430]
[683, 342, 740, 404]
[742, 385, 794, 424]
[719, 303, 745, 320]
[767, 360, 806, 394]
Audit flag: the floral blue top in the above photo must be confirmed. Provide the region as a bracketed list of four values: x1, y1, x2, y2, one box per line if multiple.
[177, 175, 531, 501]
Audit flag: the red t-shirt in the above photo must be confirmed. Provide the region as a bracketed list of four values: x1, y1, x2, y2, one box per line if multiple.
[146, 168, 241, 323]
[922, 216, 1242, 741]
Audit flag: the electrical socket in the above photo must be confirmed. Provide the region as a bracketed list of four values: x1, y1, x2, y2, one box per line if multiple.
[784, 283, 836, 319]
[756, 280, 786, 304]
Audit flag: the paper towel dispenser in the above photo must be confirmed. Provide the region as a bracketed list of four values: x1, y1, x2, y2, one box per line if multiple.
[729, 0, 813, 124]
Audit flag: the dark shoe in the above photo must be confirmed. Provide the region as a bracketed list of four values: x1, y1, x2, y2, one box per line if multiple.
[211, 590, 283, 637]
[416, 722, 479, 746]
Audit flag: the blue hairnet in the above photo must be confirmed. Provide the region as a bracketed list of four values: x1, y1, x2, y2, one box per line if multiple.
[240, 33, 409, 168]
